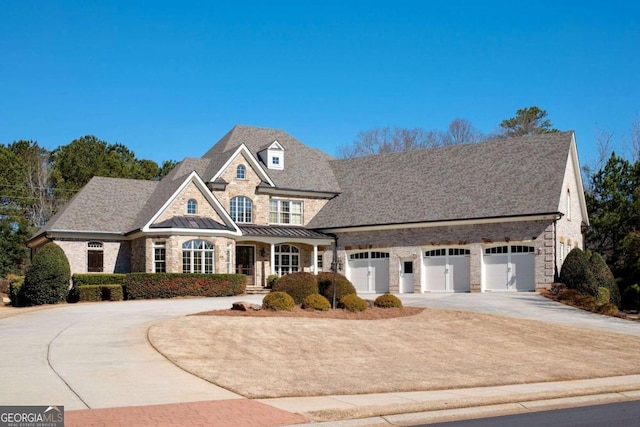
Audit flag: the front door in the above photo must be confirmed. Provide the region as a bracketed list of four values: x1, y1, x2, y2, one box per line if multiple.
[236, 246, 255, 286]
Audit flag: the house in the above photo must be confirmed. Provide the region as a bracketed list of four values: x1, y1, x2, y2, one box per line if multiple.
[26, 125, 588, 294]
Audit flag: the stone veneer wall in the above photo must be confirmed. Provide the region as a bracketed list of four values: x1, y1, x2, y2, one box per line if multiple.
[324, 219, 556, 294]
[155, 181, 225, 225]
[54, 239, 131, 275]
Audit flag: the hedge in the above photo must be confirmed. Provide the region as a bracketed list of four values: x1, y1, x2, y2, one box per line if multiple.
[124, 273, 246, 300]
[73, 274, 126, 286]
[78, 285, 124, 302]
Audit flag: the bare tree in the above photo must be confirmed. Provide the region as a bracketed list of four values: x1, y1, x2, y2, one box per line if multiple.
[339, 119, 482, 158]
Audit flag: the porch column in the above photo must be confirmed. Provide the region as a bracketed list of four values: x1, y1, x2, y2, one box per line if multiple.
[270, 243, 276, 275]
[313, 244, 318, 275]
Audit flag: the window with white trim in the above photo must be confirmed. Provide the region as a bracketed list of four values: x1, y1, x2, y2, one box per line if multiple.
[274, 244, 299, 275]
[269, 199, 303, 225]
[154, 242, 166, 273]
[559, 243, 564, 265]
[230, 196, 253, 223]
[182, 240, 214, 273]
[187, 199, 197, 215]
[567, 189, 572, 221]
[236, 164, 246, 179]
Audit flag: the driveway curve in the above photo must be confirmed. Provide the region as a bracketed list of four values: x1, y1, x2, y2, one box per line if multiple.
[1, 292, 639, 411]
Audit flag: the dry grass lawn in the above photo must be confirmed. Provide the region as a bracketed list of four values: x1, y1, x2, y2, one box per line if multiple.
[148, 307, 640, 399]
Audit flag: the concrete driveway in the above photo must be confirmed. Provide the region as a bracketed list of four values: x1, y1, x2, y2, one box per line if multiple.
[1, 292, 639, 411]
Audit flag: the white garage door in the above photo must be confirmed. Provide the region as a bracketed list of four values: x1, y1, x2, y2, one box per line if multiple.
[484, 245, 535, 291]
[423, 248, 471, 292]
[347, 251, 389, 293]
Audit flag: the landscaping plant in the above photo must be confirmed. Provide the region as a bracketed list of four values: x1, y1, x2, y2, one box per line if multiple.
[21, 242, 71, 306]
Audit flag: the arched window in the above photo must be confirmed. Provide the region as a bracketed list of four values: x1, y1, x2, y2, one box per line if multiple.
[230, 196, 252, 223]
[87, 241, 104, 272]
[566, 189, 571, 221]
[182, 239, 214, 273]
[236, 164, 246, 179]
[274, 244, 300, 276]
[187, 199, 197, 215]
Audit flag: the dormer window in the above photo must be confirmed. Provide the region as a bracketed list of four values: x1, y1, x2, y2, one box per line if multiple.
[258, 140, 284, 170]
[187, 199, 197, 215]
[236, 164, 246, 179]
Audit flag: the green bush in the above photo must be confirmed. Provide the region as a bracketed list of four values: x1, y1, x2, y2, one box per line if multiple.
[317, 272, 357, 306]
[272, 272, 318, 304]
[374, 294, 403, 308]
[22, 243, 71, 306]
[263, 291, 295, 311]
[559, 248, 598, 296]
[266, 275, 278, 289]
[596, 287, 610, 306]
[73, 274, 126, 286]
[339, 293, 367, 312]
[302, 293, 331, 311]
[577, 295, 599, 311]
[8, 276, 25, 307]
[588, 252, 620, 306]
[124, 273, 245, 300]
[78, 285, 124, 302]
[623, 284, 640, 311]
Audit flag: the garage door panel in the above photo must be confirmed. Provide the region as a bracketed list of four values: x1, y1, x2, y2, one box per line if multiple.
[450, 256, 471, 292]
[512, 254, 535, 291]
[348, 260, 369, 293]
[424, 257, 447, 291]
[484, 254, 509, 291]
[371, 259, 389, 293]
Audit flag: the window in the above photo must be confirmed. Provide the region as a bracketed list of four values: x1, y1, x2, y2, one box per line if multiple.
[567, 189, 571, 221]
[349, 252, 369, 260]
[559, 243, 564, 265]
[425, 249, 447, 257]
[182, 239, 214, 273]
[485, 246, 508, 255]
[274, 244, 299, 275]
[269, 199, 303, 225]
[88, 241, 104, 272]
[449, 248, 470, 256]
[154, 242, 166, 273]
[230, 196, 253, 223]
[236, 164, 246, 179]
[511, 245, 535, 253]
[316, 253, 323, 270]
[272, 156, 280, 165]
[187, 199, 197, 215]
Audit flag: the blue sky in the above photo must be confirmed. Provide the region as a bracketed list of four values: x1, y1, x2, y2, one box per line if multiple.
[1, 1, 639, 170]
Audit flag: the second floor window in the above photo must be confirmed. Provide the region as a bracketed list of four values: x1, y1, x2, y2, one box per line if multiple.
[236, 164, 246, 179]
[230, 196, 253, 223]
[187, 199, 197, 215]
[269, 200, 302, 225]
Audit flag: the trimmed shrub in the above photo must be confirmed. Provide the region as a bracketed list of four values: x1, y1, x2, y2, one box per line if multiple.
[339, 293, 367, 312]
[78, 285, 124, 302]
[588, 252, 620, 306]
[263, 291, 295, 311]
[124, 273, 245, 300]
[266, 275, 279, 289]
[577, 295, 599, 311]
[596, 287, 610, 306]
[8, 276, 25, 307]
[73, 274, 126, 286]
[374, 294, 403, 308]
[550, 283, 567, 296]
[559, 248, 598, 296]
[22, 243, 71, 306]
[317, 272, 357, 305]
[272, 272, 318, 304]
[302, 293, 331, 311]
[597, 302, 619, 316]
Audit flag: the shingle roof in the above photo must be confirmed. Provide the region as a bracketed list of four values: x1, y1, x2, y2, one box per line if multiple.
[307, 131, 574, 229]
[202, 125, 341, 193]
[35, 177, 158, 235]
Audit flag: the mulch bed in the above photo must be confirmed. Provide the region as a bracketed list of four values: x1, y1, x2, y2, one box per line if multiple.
[192, 306, 424, 320]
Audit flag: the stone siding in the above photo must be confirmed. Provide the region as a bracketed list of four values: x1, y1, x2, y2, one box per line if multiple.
[55, 239, 130, 275]
[155, 181, 225, 225]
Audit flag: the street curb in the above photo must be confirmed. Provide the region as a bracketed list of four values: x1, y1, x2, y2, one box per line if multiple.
[281, 390, 640, 426]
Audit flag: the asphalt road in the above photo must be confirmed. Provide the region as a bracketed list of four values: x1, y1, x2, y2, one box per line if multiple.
[421, 400, 640, 427]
